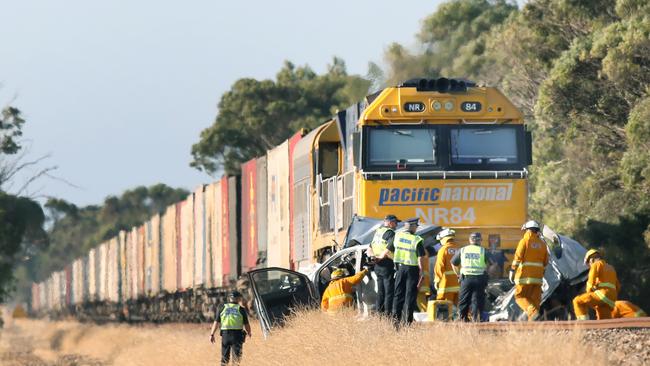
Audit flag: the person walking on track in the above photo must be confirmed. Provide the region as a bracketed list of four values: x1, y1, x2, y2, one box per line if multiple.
[210, 291, 252, 365]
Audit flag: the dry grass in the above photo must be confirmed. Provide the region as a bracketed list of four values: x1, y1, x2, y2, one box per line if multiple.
[1, 311, 610, 366]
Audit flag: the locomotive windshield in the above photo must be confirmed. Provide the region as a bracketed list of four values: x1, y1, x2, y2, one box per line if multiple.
[366, 127, 437, 168]
[450, 127, 518, 165]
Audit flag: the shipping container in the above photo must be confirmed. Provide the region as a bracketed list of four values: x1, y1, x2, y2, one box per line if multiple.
[31, 283, 39, 312]
[205, 182, 220, 288]
[39, 282, 46, 311]
[256, 156, 268, 268]
[99, 242, 108, 301]
[180, 194, 195, 290]
[193, 186, 207, 288]
[267, 140, 291, 268]
[107, 237, 120, 303]
[209, 180, 225, 287]
[119, 231, 128, 302]
[175, 201, 183, 290]
[227, 176, 240, 283]
[88, 248, 97, 302]
[162, 205, 178, 293]
[288, 131, 302, 269]
[137, 225, 146, 298]
[127, 228, 138, 300]
[241, 159, 258, 273]
[94, 245, 102, 302]
[65, 265, 72, 307]
[72, 259, 81, 305]
[145, 214, 162, 295]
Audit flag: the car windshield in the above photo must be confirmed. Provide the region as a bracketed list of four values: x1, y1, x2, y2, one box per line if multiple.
[368, 127, 437, 167]
[450, 127, 518, 165]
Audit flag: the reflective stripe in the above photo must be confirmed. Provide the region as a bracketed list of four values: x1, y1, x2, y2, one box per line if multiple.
[577, 315, 588, 321]
[514, 277, 543, 285]
[511, 260, 521, 266]
[438, 286, 460, 293]
[521, 261, 544, 267]
[444, 270, 456, 275]
[594, 290, 616, 308]
[329, 293, 353, 302]
[597, 282, 616, 290]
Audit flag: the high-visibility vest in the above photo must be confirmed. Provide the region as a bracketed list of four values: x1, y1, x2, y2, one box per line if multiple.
[460, 245, 487, 276]
[394, 232, 422, 266]
[371, 227, 392, 257]
[220, 303, 244, 330]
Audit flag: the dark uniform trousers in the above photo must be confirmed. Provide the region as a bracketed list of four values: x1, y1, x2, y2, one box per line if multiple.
[458, 274, 488, 322]
[221, 330, 245, 365]
[375, 266, 395, 316]
[392, 264, 420, 324]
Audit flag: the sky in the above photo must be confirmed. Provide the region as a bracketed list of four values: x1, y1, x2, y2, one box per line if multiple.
[0, 0, 445, 206]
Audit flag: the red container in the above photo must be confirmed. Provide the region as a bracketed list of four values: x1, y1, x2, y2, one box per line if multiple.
[241, 159, 258, 273]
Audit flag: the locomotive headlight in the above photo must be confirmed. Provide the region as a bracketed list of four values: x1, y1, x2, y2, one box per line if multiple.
[432, 101, 442, 111]
[444, 101, 454, 111]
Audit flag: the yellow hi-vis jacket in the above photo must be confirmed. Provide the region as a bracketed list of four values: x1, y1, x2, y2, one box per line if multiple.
[586, 260, 619, 308]
[321, 269, 368, 313]
[434, 237, 459, 295]
[511, 231, 549, 285]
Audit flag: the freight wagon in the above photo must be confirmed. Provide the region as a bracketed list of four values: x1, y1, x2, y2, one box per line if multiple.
[32, 78, 531, 322]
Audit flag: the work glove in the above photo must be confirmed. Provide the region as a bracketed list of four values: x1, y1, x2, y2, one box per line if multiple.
[508, 269, 515, 285]
[363, 263, 374, 272]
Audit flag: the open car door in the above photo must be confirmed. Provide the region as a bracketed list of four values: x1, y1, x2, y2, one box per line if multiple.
[247, 267, 318, 338]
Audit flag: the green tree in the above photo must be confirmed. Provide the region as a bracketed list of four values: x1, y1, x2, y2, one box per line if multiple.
[190, 58, 370, 175]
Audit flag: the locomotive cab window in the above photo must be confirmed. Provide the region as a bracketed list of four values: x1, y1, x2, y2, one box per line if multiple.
[450, 127, 518, 165]
[365, 126, 438, 170]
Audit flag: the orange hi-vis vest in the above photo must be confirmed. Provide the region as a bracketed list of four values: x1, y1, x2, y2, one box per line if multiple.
[434, 238, 459, 295]
[511, 231, 548, 285]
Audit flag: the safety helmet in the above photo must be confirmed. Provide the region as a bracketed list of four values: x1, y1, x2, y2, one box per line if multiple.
[436, 228, 456, 241]
[583, 249, 601, 265]
[331, 268, 348, 280]
[521, 220, 541, 231]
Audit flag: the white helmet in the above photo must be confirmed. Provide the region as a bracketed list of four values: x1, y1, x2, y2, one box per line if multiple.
[521, 220, 541, 231]
[436, 228, 456, 241]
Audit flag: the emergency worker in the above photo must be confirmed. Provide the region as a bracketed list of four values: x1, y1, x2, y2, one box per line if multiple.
[573, 249, 620, 320]
[510, 220, 548, 321]
[368, 214, 398, 316]
[612, 300, 647, 318]
[434, 228, 460, 305]
[452, 232, 491, 321]
[391, 218, 427, 325]
[416, 245, 433, 312]
[321, 267, 369, 313]
[210, 291, 252, 366]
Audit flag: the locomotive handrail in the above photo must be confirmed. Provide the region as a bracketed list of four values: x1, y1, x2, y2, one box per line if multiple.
[361, 169, 528, 180]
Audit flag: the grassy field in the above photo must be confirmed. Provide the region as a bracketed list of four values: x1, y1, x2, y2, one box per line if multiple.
[0, 310, 609, 365]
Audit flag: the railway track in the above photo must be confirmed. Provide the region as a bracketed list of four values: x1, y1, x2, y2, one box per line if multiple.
[465, 317, 650, 330]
